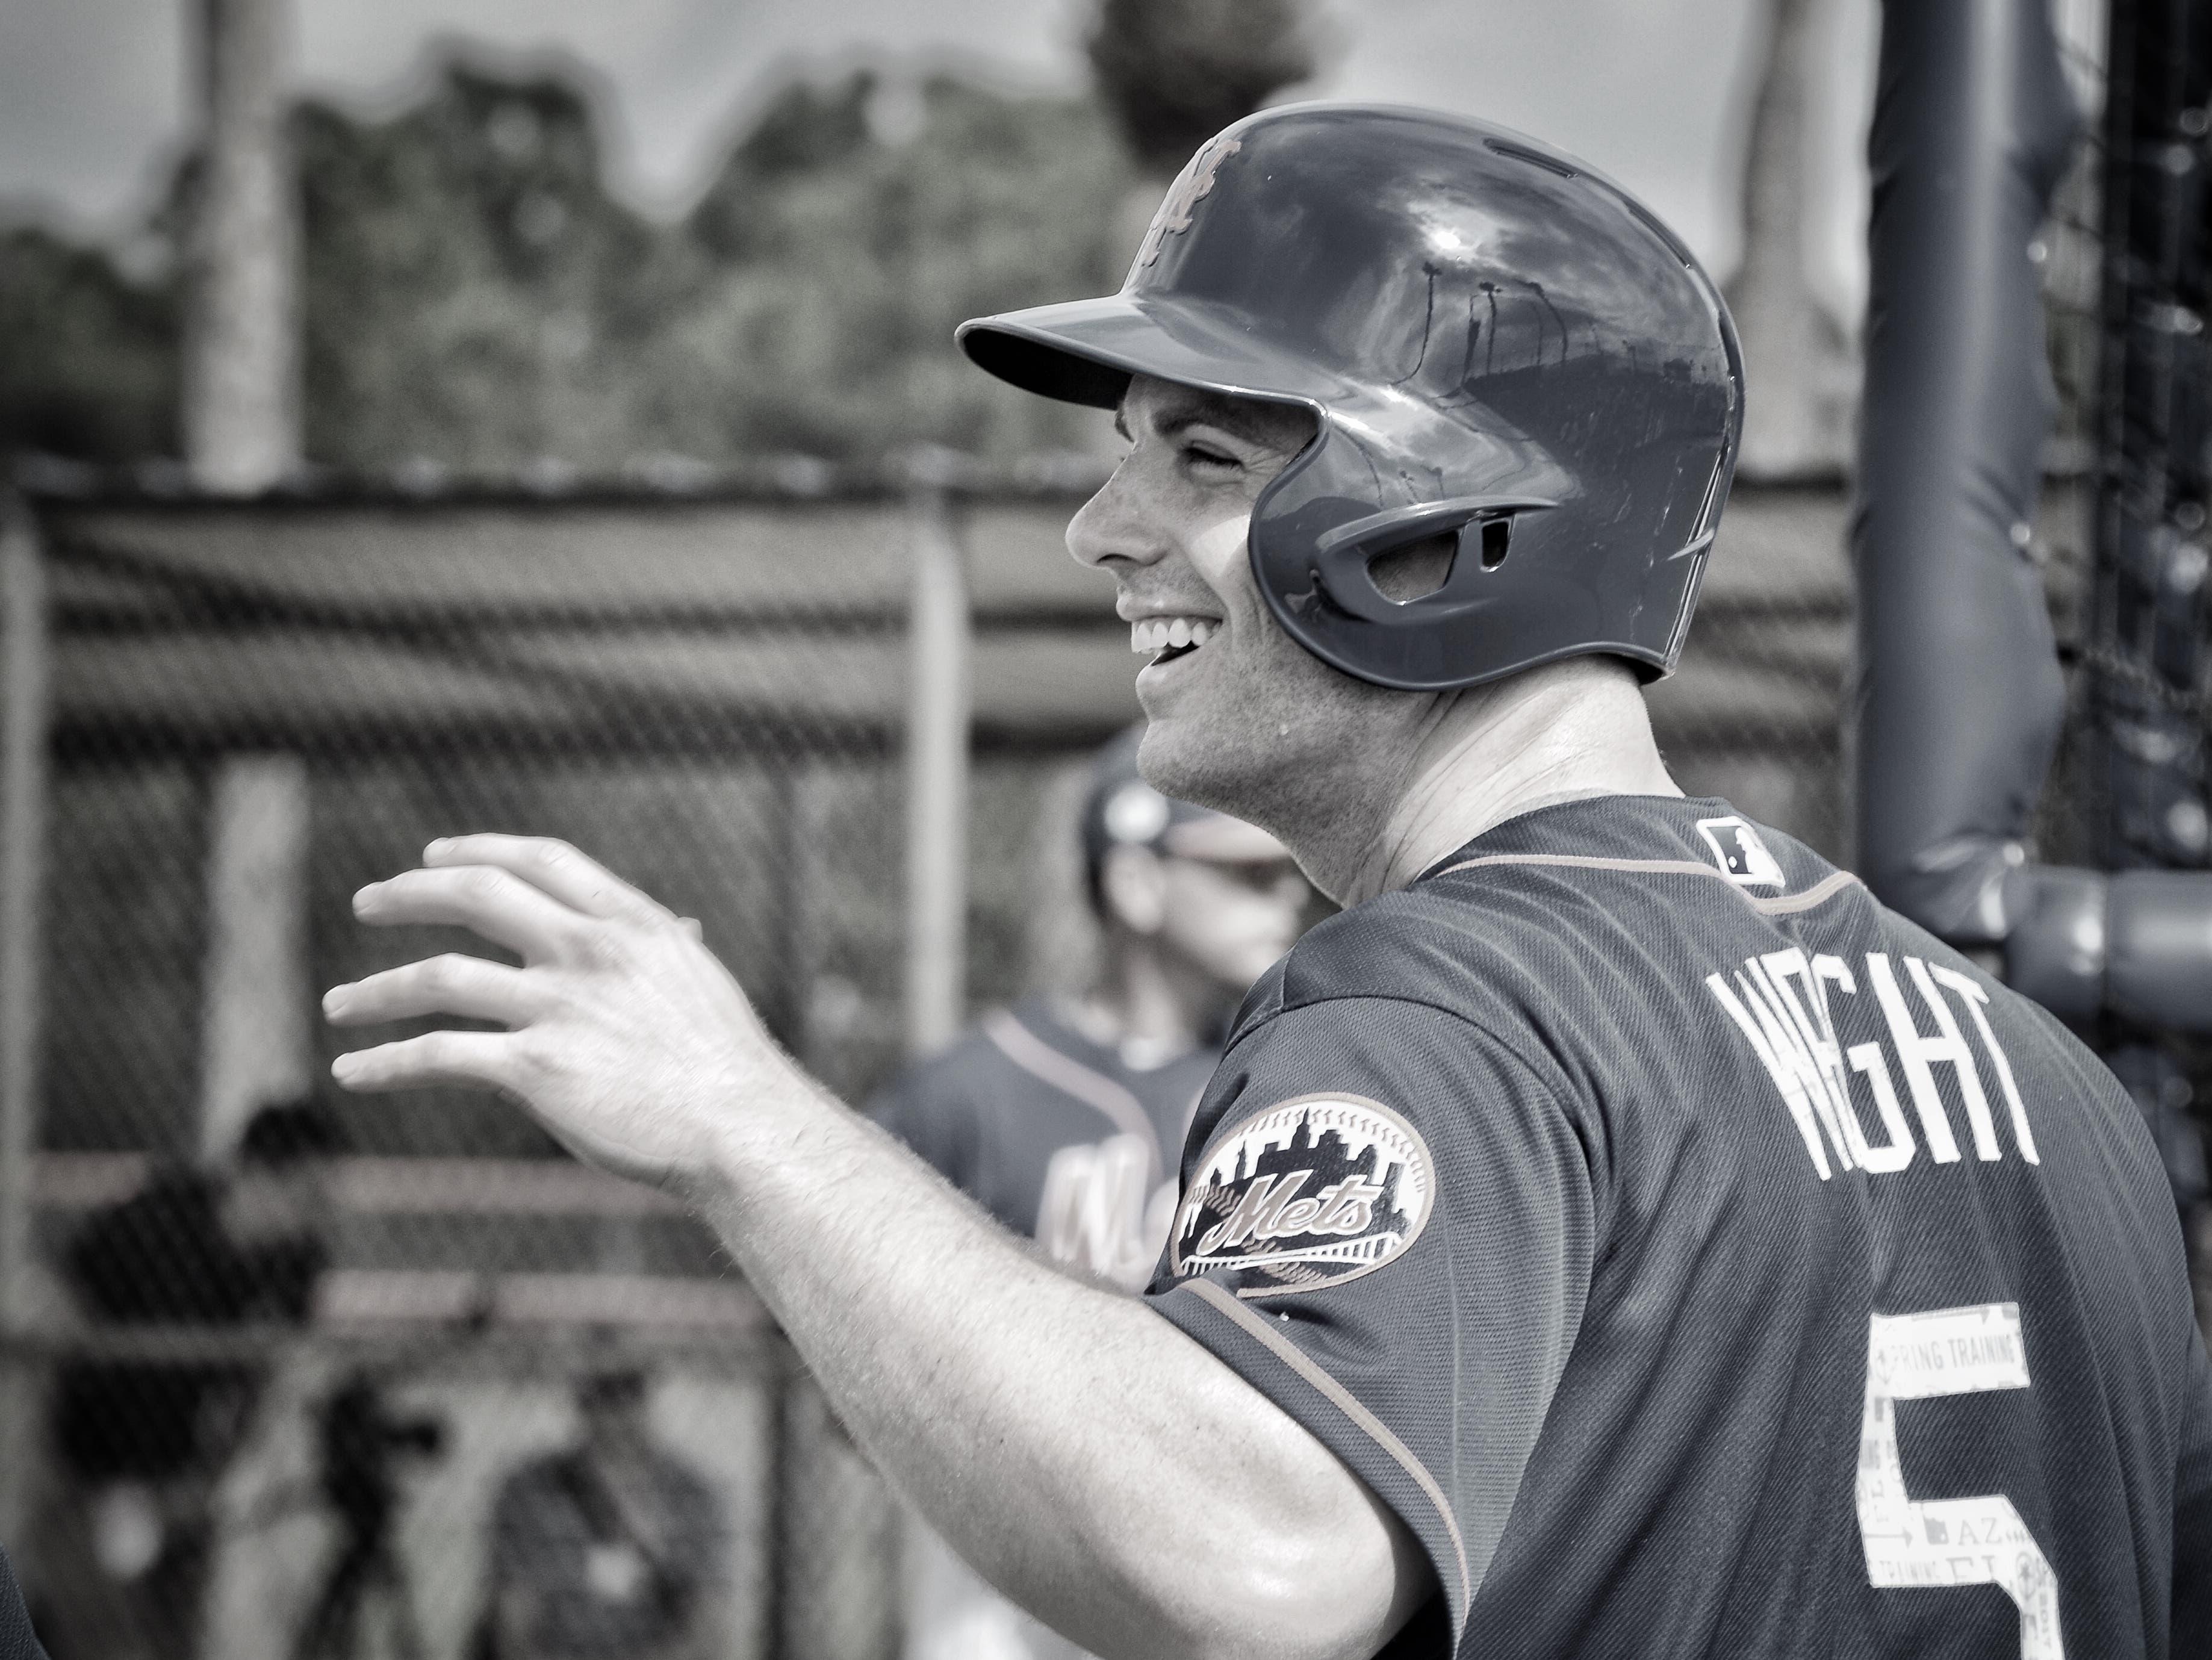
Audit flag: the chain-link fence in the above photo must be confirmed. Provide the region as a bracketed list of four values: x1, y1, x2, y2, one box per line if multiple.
[2037, 1, 2212, 1277]
[0, 477, 1145, 1660]
[0, 418, 2092, 1655]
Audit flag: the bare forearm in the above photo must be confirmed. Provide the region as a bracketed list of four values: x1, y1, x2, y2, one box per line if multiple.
[325, 837, 1423, 1659]
[688, 1077, 1382, 1659]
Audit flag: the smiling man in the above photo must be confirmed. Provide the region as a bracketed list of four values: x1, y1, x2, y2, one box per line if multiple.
[326, 105, 2212, 1659]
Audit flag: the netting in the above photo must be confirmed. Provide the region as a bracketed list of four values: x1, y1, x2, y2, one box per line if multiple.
[2039, 4, 2120, 874]
[1647, 486, 1855, 862]
[2043, 0, 2212, 1284]
[0, 483, 1135, 1660]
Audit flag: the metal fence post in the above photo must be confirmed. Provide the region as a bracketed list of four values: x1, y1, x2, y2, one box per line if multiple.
[197, 753, 313, 1163]
[874, 462, 976, 1660]
[901, 473, 971, 1060]
[0, 502, 49, 1538]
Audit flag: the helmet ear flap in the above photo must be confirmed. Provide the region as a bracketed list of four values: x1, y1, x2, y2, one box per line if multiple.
[1367, 529, 1463, 603]
[1361, 517, 1514, 602]
[1298, 495, 1558, 627]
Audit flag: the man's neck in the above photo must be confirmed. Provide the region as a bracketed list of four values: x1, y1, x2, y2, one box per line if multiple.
[1322, 657, 1681, 907]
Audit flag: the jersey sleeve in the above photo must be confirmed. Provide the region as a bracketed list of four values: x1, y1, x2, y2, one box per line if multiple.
[1142, 995, 1595, 1649]
[2176, 1319, 2212, 1649]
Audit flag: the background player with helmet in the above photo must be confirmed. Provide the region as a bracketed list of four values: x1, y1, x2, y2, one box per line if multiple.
[323, 102, 2212, 1659]
[871, 729, 1307, 1660]
[872, 728, 1306, 1291]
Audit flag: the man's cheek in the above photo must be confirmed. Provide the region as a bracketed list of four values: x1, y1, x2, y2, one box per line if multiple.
[1186, 514, 1253, 584]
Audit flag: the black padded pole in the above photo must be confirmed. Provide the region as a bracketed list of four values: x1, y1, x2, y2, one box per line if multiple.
[1853, 0, 2080, 946]
[1856, 0, 2212, 1223]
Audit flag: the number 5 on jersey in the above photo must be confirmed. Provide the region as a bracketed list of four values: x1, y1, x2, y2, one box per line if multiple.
[1858, 1303, 2062, 1658]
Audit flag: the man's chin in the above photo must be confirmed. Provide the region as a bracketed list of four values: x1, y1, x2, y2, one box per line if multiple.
[1133, 704, 1263, 819]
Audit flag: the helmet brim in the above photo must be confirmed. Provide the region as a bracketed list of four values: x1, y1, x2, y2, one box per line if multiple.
[957, 293, 1335, 414]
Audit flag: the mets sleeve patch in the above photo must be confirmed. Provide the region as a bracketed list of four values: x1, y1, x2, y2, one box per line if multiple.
[1167, 1093, 1437, 1298]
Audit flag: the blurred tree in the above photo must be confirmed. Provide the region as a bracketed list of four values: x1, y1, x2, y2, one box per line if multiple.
[295, 63, 698, 473]
[0, 229, 178, 461]
[1086, 0, 1317, 177]
[0, 51, 1136, 473]
[671, 72, 1134, 462]
[692, 73, 879, 260]
[300, 58, 1134, 468]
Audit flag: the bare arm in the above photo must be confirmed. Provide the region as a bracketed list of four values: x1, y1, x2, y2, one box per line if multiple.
[325, 836, 1433, 1660]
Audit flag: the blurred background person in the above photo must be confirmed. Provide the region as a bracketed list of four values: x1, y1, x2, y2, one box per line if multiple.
[872, 727, 1309, 1288]
[473, 1367, 725, 1660]
[869, 727, 1309, 1660]
[293, 1369, 445, 1660]
[40, 1101, 340, 1660]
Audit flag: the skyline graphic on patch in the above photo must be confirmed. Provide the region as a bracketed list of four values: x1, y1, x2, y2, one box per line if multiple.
[1169, 1095, 1435, 1299]
[1696, 814, 1786, 888]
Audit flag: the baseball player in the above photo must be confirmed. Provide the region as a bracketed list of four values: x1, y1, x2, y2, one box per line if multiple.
[326, 104, 2212, 1659]
[872, 731, 1306, 1660]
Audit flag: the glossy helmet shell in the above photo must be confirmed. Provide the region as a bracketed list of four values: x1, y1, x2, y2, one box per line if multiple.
[956, 103, 1744, 692]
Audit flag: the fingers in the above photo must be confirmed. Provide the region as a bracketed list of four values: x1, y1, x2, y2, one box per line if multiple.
[331, 1030, 522, 1095]
[421, 836, 664, 922]
[324, 953, 539, 1028]
[352, 865, 585, 962]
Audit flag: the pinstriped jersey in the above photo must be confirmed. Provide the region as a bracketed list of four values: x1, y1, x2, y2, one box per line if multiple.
[868, 998, 1214, 1287]
[1143, 795, 2212, 1659]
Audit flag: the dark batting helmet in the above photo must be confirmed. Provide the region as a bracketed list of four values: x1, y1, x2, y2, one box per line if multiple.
[957, 103, 1744, 692]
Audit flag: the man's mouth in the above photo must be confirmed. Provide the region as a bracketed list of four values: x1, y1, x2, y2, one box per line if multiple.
[1130, 615, 1217, 666]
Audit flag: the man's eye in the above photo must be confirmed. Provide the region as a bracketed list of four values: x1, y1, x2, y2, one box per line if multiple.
[1182, 444, 1238, 469]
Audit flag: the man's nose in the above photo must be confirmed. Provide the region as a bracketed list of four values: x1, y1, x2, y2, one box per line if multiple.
[1066, 467, 1164, 572]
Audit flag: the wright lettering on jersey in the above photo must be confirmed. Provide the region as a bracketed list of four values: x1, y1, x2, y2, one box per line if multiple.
[1145, 795, 2212, 1659]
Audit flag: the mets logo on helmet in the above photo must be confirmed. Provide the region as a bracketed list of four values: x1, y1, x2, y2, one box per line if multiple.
[1132, 134, 1243, 271]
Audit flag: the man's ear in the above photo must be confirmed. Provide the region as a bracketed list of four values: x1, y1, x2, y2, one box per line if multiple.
[1099, 844, 1169, 936]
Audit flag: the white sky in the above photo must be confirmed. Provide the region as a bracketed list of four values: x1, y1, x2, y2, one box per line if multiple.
[0, 0, 1888, 324]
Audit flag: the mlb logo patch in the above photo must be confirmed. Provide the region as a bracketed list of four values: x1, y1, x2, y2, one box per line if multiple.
[1697, 815, 1785, 888]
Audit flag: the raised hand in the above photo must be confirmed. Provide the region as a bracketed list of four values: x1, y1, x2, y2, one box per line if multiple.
[323, 835, 795, 1187]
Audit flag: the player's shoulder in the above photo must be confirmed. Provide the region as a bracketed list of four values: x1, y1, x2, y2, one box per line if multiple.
[1285, 883, 1548, 1001]
[1227, 878, 1566, 1066]
[873, 997, 1110, 1118]
[890, 1019, 1010, 1095]
[1232, 794, 1844, 1048]
[1251, 805, 1697, 1019]
[893, 1000, 1057, 1093]
[867, 1009, 1027, 1124]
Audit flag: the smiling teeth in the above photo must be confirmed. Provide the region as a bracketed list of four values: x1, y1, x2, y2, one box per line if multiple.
[1130, 617, 1216, 654]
